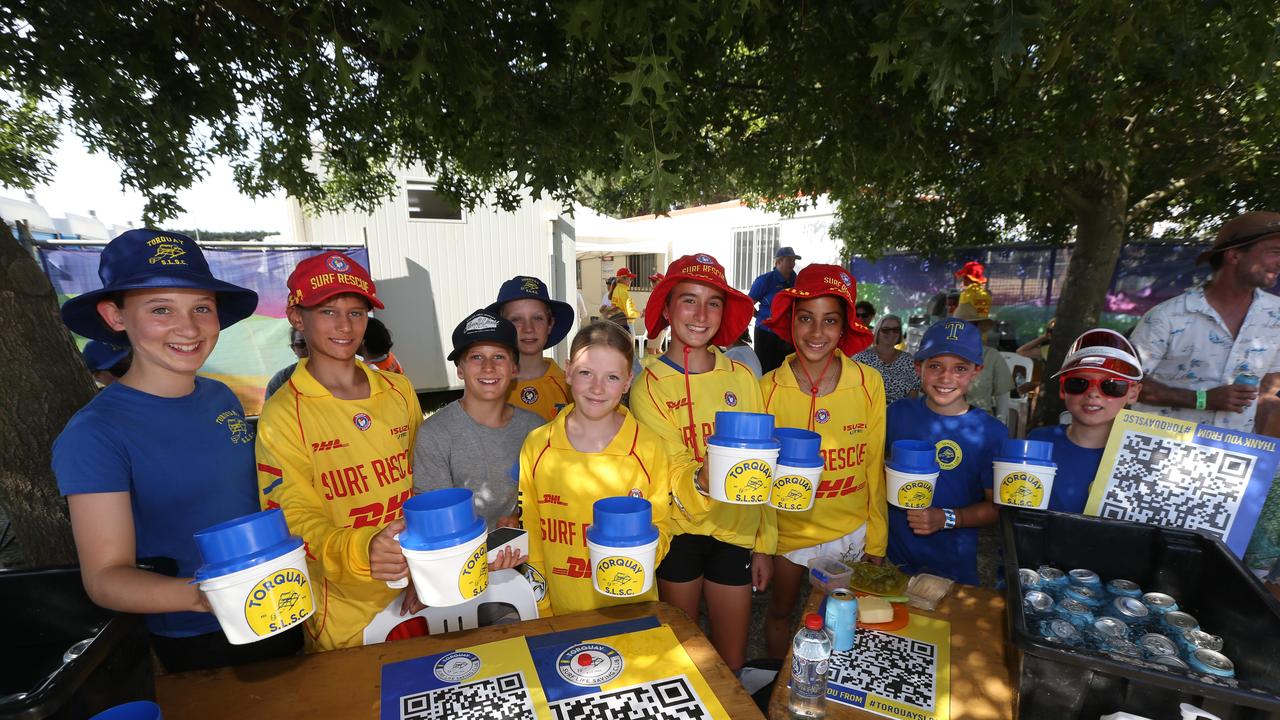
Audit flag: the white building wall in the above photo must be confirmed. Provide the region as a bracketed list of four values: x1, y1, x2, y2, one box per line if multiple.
[292, 166, 576, 392]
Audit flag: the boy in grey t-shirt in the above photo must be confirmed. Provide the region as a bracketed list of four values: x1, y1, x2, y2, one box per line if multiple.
[412, 308, 548, 529]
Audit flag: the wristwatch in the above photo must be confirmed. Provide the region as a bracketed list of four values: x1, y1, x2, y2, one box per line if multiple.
[942, 508, 958, 530]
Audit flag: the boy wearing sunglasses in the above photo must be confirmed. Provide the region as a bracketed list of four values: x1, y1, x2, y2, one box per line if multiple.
[1028, 329, 1143, 513]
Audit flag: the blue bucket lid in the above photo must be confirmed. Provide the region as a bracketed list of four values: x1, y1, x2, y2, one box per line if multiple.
[996, 439, 1056, 468]
[886, 439, 940, 474]
[90, 701, 163, 720]
[585, 496, 658, 548]
[400, 487, 486, 551]
[776, 427, 823, 468]
[708, 411, 780, 450]
[193, 508, 302, 582]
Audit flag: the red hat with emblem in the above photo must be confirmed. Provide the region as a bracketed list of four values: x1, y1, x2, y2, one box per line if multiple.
[954, 260, 988, 284]
[643, 253, 754, 346]
[764, 264, 874, 356]
[287, 251, 384, 309]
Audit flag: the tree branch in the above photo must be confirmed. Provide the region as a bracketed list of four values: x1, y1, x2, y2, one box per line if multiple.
[1129, 154, 1233, 217]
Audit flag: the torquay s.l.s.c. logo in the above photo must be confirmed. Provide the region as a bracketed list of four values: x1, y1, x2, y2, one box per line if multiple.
[724, 458, 772, 503]
[352, 412, 372, 431]
[594, 555, 646, 597]
[520, 277, 541, 293]
[935, 439, 962, 470]
[458, 542, 488, 599]
[521, 387, 539, 405]
[216, 410, 254, 444]
[998, 471, 1045, 507]
[326, 255, 350, 273]
[724, 390, 738, 407]
[243, 566, 314, 637]
[433, 651, 481, 682]
[557, 642, 624, 686]
[146, 236, 188, 266]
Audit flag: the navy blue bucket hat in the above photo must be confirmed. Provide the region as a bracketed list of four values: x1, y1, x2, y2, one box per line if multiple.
[81, 340, 130, 372]
[60, 229, 259, 344]
[487, 275, 575, 349]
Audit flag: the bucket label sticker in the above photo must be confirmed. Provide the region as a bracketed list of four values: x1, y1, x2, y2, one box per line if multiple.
[243, 566, 314, 636]
[999, 471, 1045, 507]
[432, 651, 482, 682]
[895, 479, 935, 509]
[724, 458, 772, 503]
[595, 555, 646, 596]
[935, 439, 962, 470]
[770, 474, 814, 511]
[458, 542, 489, 599]
[556, 642, 624, 686]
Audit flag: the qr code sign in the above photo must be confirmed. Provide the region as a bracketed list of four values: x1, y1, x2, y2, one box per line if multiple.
[828, 629, 936, 710]
[1099, 431, 1254, 538]
[549, 676, 710, 720]
[400, 672, 534, 720]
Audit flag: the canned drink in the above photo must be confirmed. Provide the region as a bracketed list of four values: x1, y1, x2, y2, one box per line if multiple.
[1037, 566, 1068, 588]
[1163, 611, 1199, 634]
[1023, 590, 1054, 620]
[1039, 618, 1083, 646]
[1181, 629, 1224, 653]
[1142, 592, 1178, 615]
[1064, 584, 1106, 608]
[1018, 568, 1042, 590]
[1138, 633, 1180, 658]
[1105, 596, 1151, 625]
[1092, 616, 1131, 642]
[1105, 579, 1143, 598]
[824, 588, 857, 653]
[1068, 568, 1102, 589]
[1055, 598, 1095, 627]
[1235, 372, 1261, 388]
[1153, 655, 1190, 671]
[1107, 638, 1143, 659]
[1188, 648, 1235, 678]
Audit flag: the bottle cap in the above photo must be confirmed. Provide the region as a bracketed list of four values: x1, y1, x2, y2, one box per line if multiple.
[804, 612, 824, 630]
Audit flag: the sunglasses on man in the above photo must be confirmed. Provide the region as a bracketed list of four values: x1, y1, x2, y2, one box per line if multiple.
[1061, 374, 1133, 398]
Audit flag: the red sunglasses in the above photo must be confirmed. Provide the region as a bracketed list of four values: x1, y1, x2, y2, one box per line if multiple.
[1061, 374, 1133, 398]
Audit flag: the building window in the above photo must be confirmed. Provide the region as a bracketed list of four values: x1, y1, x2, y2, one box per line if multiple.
[732, 224, 780, 289]
[406, 181, 463, 221]
[626, 254, 662, 291]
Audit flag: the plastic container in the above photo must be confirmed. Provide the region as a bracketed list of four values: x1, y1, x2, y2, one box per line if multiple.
[993, 439, 1058, 509]
[1002, 509, 1280, 718]
[886, 439, 940, 509]
[193, 508, 314, 645]
[90, 701, 162, 719]
[0, 566, 154, 719]
[770, 427, 823, 512]
[585, 496, 660, 597]
[400, 488, 488, 606]
[704, 411, 779, 504]
[807, 555, 853, 594]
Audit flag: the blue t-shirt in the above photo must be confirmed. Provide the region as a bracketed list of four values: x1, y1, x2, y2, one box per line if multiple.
[1027, 424, 1105, 514]
[885, 397, 1007, 585]
[53, 378, 259, 637]
[748, 268, 794, 325]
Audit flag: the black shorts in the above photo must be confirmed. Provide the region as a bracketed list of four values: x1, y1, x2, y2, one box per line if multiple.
[656, 533, 752, 586]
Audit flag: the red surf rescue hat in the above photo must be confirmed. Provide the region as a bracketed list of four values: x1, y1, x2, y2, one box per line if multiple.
[643, 253, 754, 346]
[764, 264, 874, 356]
[287, 251, 384, 309]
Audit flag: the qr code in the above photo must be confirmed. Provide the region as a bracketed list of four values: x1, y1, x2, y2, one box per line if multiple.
[828, 629, 936, 710]
[1099, 431, 1254, 538]
[400, 672, 534, 720]
[549, 676, 710, 720]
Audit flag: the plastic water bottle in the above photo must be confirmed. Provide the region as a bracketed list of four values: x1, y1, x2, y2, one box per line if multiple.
[789, 612, 832, 718]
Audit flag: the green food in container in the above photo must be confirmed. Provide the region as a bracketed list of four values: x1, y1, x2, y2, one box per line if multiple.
[848, 560, 909, 596]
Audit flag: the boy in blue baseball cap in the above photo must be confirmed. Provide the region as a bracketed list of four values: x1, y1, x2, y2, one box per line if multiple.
[884, 318, 1007, 585]
[488, 275, 576, 420]
[53, 229, 301, 671]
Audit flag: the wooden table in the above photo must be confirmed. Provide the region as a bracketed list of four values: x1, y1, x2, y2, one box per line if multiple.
[767, 586, 1014, 719]
[157, 601, 761, 719]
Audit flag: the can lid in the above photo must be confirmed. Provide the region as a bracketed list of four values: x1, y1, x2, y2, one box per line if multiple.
[804, 613, 824, 630]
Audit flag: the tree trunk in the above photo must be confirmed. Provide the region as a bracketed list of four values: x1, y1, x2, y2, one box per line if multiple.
[0, 220, 94, 567]
[1032, 177, 1130, 429]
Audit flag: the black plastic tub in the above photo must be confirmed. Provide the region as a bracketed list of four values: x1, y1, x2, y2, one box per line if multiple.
[0, 566, 153, 719]
[1001, 509, 1280, 719]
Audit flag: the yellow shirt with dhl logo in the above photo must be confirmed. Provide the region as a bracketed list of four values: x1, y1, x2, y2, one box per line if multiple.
[630, 348, 777, 554]
[256, 358, 423, 652]
[761, 353, 888, 556]
[507, 359, 571, 421]
[518, 406, 686, 616]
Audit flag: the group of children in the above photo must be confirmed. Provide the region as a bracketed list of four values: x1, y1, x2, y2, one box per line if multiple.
[51, 230, 1143, 676]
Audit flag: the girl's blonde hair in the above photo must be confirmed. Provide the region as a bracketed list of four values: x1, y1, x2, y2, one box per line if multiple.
[569, 320, 635, 369]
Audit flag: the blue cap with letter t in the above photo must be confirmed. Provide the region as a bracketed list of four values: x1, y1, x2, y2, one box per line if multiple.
[915, 318, 985, 366]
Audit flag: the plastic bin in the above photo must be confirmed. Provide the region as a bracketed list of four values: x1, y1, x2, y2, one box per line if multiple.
[1002, 510, 1280, 719]
[806, 555, 853, 594]
[0, 566, 153, 719]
